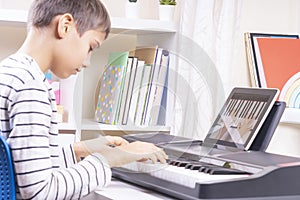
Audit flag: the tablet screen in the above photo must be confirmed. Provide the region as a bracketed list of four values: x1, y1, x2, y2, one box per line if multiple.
[204, 87, 279, 150]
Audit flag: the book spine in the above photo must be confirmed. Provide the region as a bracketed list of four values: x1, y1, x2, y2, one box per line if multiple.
[149, 50, 170, 125]
[117, 57, 133, 124]
[142, 48, 163, 125]
[127, 60, 145, 125]
[122, 57, 138, 125]
[134, 64, 152, 125]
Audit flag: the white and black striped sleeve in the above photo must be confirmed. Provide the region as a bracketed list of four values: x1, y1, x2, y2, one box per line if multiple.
[1, 55, 112, 200]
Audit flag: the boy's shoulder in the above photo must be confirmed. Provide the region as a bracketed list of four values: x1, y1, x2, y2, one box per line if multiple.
[0, 53, 45, 87]
[1, 54, 42, 78]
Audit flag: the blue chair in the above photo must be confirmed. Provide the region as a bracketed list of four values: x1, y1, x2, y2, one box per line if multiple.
[0, 135, 16, 200]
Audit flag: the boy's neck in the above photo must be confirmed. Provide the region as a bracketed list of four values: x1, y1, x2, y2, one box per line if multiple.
[18, 28, 54, 73]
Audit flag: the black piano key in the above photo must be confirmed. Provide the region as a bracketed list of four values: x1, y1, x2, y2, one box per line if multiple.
[178, 162, 190, 167]
[181, 161, 207, 169]
[166, 159, 172, 164]
[189, 164, 205, 170]
[173, 161, 189, 167]
[173, 161, 180, 166]
[198, 164, 215, 172]
[203, 168, 212, 174]
[168, 159, 186, 166]
[185, 163, 193, 169]
[167, 159, 178, 165]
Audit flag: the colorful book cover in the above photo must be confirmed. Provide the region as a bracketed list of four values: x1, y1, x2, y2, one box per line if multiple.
[95, 51, 129, 124]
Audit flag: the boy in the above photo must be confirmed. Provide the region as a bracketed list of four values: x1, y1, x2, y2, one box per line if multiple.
[0, 0, 167, 199]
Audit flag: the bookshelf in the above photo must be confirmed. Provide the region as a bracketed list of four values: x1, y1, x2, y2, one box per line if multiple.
[81, 119, 170, 132]
[77, 17, 177, 139]
[0, 9, 176, 142]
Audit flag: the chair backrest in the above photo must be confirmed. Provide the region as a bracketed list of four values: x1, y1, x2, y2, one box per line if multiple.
[0, 135, 16, 200]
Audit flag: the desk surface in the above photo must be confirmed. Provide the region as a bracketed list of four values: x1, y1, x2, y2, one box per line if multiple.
[82, 178, 300, 200]
[82, 178, 176, 200]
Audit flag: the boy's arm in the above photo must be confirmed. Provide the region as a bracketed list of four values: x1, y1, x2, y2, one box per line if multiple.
[8, 79, 111, 199]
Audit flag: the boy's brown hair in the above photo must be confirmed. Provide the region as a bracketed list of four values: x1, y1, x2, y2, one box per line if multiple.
[28, 0, 111, 39]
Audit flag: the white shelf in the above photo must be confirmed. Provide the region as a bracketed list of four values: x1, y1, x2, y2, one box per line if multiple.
[58, 122, 76, 132]
[281, 108, 300, 124]
[81, 118, 170, 132]
[111, 17, 178, 34]
[0, 9, 27, 26]
[0, 9, 178, 33]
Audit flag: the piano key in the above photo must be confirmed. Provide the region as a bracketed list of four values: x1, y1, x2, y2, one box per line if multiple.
[189, 164, 202, 170]
[175, 161, 190, 167]
[185, 162, 203, 169]
[198, 164, 216, 172]
[121, 161, 249, 188]
[185, 162, 210, 170]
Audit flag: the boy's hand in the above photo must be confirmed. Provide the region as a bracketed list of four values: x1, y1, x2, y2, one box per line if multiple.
[81, 135, 128, 150]
[74, 136, 128, 162]
[104, 135, 129, 147]
[104, 141, 168, 167]
[78, 137, 168, 167]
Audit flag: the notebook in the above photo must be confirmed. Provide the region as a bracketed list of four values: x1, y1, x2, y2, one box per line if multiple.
[123, 87, 280, 154]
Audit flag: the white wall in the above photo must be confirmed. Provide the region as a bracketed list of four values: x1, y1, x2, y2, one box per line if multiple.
[236, 0, 300, 157]
[102, 0, 182, 21]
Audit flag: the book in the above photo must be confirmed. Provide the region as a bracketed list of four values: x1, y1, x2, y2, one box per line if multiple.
[95, 51, 129, 124]
[142, 48, 163, 125]
[165, 51, 176, 129]
[255, 37, 300, 108]
[127, 60, 145, 125]
[157, 67, 169, 126]
[119, 57, 138, 125]
[145, 49, 170, 125]
[134, 64, 152, 125]
[117, 57, 134, 124]
[154, 50, 170, 125]
[128, 46, 160, 125]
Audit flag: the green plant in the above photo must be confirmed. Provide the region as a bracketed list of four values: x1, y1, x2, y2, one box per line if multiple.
[159, 0, 176, 6]
[128, 0, 137, 2]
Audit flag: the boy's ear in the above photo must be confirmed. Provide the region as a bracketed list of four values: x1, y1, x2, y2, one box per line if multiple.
[57, 13, 75, 39]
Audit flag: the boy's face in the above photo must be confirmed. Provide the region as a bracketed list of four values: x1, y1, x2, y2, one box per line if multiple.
[51, 25, 106, 79]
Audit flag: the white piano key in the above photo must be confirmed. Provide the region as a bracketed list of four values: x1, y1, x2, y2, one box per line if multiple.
[121, 161, 249, 188]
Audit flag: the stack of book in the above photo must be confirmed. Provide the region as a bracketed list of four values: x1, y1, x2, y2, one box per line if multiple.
[95, 46, 170, 126]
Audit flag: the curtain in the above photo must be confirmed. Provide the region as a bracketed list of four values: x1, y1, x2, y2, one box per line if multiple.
[172, 0, 242, 139]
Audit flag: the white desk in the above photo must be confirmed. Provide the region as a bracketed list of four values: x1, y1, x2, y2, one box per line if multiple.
[82, 178, 176, 200]
[82, 178, 300, 200]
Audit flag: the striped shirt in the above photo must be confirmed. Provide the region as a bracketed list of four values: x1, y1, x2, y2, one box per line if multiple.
[0, 53, 111, 199]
